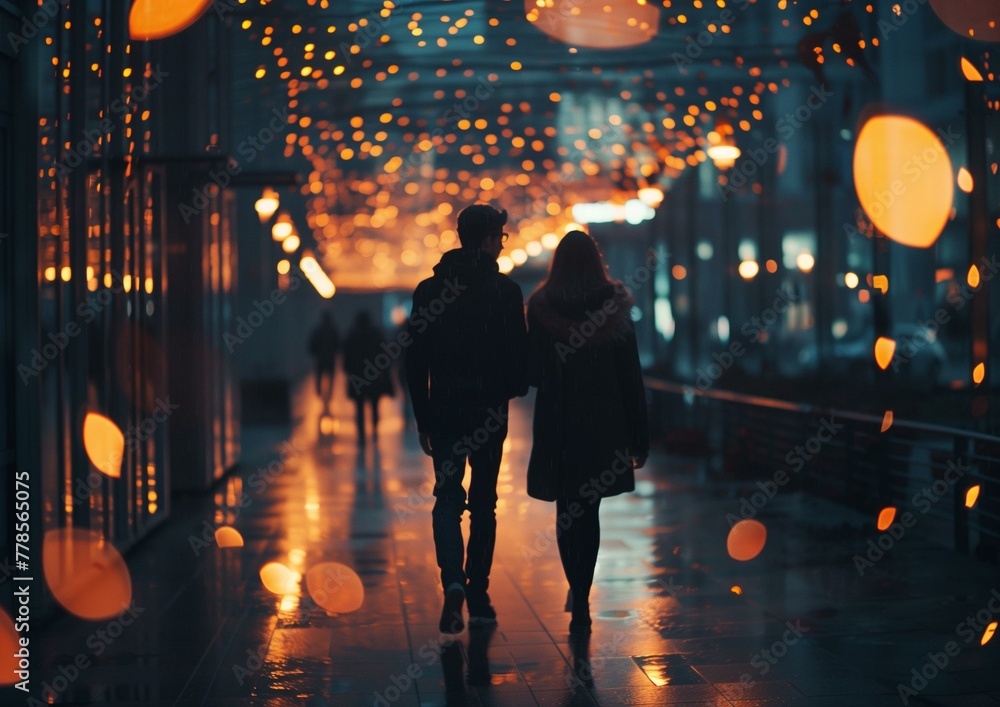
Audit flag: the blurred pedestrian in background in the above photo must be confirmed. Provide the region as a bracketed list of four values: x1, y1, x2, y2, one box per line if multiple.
[343, 311, 395, 445]
[308, 310, 340, 405]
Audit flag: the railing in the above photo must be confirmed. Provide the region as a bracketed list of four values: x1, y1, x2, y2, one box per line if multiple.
[644, 377, 1000, 564]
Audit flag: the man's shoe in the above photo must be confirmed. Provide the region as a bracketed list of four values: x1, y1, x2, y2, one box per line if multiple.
[569, 602, 592, 635]
[467, 591, 497, 627]
[439, 584, 465, 634]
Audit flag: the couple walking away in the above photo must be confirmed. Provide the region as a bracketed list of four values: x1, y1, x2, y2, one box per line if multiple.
[406, 204, 649, 636]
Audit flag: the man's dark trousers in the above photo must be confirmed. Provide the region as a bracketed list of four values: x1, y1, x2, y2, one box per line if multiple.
[430, 403, 508, 594]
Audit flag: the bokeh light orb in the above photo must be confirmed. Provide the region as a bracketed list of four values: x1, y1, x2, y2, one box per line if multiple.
[874, 337, 897, 370]
[260, 562, 299, 595]
[928, 0, 1000, 42]
[306, 562, 365, 614]
[853, 115, 953, 249]
[43, 528, 132, 620]
[215, 526, 244, 548]
[130, 0, 214, 41]
[83, 412, 124, 479]
[727, 519, 767, 561]
[0, 609, 19, 685]
[526, 0, 660, 50]
[877, 507, 897, 531]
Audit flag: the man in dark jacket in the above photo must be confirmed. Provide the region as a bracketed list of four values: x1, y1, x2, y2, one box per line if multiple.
[406, 203, 528, 633]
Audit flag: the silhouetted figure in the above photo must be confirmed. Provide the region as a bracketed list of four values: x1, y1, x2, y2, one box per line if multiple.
[394, 321, 415, 431]
[342, 311, 394, 446]
[406, 203, 528, 633]
[526, 231, 649, 635]
[308, 311, 340, 403]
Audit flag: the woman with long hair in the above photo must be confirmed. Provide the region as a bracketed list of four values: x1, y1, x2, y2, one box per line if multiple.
[526, 231, 649, 634]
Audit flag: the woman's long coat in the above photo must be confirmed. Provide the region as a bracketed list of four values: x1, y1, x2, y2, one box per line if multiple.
[526, 283, 650, 502]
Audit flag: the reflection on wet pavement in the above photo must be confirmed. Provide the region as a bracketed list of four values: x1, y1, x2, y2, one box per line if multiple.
[16, 374, 1000, 706]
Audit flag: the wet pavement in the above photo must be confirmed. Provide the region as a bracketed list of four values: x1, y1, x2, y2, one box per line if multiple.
[15, 375, 1000, 706]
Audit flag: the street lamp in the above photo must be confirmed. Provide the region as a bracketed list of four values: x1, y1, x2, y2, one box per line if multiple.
[281, 233, 301, 254]
[707, 133, 741, 170]
[255, 187, 280, 223]
[271, 211, 293, 241]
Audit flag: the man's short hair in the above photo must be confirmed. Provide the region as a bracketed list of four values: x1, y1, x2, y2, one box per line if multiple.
[457, 204, 507, 249]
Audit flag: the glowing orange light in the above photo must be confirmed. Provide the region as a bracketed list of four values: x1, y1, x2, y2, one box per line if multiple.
[853, 115, 953, 248]
[877, 507, 896, 531]
[255, 187, 279, 222]
[738, 260, 759, 279]
[306, 563, 365, 614]
[0, 609, 19, 685]
[83, 412, 125, 478]
[929, 0, 1000, 42]
[973, 362, 985, 384]
[874, 337, 896, 370]
[300, 253, 336, 298]
[957, 167, 974, 193]
[968, 264, 981, 287]
[526, 0, 660, 49]
[129, 0, 213, 41]
[881, 410, 894, 432]
[727, 519, 767, 561]
[731, 585, 742, 595]
[272, 212, 293, 241]
[260, 562, 299, 595]
[43, 528, 132, 620]
[215, 527, 244, 548]
[872, 275, 888, 293]
[965, 485, 981, 508]
[982, 621, 997, 646]
[961, 57, 985, 81]
[672, 264, 687, 280]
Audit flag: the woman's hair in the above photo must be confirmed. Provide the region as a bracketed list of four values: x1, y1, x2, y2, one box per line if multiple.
[543, 230, 611, 294]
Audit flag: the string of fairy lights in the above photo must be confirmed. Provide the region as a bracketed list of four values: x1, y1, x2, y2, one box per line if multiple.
[225, 0, 994, 288]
